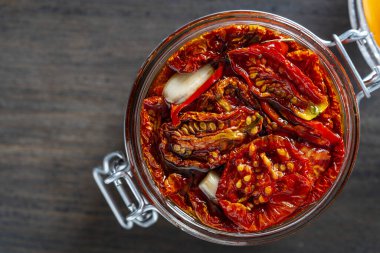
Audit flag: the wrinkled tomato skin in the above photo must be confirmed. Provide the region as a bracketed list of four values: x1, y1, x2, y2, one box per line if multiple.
[167, 24, 282, 73]
[260, 100, 343, 149]
[219, 174, 311, 231]
[188, 189, 238, 232]
[228, 45, 327, 104]
[216, 135, 313, 231]
[140, 24, 345, 233]
[305, 138, 345, 204]
[140, 96, 169, 189]
[159, 106, 264, 170]
[257, 41, 289, 55]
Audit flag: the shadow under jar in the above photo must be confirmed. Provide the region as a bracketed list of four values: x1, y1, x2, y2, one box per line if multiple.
[93, 10, 380, 246]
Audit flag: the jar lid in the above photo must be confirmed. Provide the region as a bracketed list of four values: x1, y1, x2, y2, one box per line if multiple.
[349, 0, 380, 68]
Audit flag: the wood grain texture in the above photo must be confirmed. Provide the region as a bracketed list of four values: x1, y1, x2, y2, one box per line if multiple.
[0, 0, 379, 252]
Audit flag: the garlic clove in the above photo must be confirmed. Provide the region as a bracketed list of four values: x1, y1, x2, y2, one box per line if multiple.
[199, 170, 220, 202]
[163, 64, 214, 104]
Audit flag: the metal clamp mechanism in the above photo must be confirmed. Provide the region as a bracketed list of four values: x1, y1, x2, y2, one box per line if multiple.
[321, 29, 380, 102]
[93, 151, 158, 229]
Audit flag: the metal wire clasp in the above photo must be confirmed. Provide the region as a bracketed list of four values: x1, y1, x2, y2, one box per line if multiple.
[93, 151, 158, 229]
[321, 29, 380, 103]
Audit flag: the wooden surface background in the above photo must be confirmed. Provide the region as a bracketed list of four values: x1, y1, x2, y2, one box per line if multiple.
[0, 0, 379, 252]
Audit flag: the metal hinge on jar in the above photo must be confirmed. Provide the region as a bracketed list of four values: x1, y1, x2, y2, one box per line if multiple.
[93, 151, 158, 229]
[320, 29, 380, 103]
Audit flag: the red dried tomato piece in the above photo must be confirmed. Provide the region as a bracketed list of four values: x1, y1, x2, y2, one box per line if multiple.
[218, 174, 311, 231]
[286, 49, 327, 93]
[306, 138, 345, 203]
[167, 24, 282, 73]
[164, 173, 195, 217]
[141, 96, 170, 189]
[164, 173, 189, 196]
[216, 135, 312, 231]
[257, 40, 290, 55]
[169, 193, 195, 217]
[195, 76, 260, 113]
[160, 107, 264, 170]
[260, 101, 341, 148]
[228, 44, 329, 121]
[188, 189, 237, 232]
[297, 142, 332, 183]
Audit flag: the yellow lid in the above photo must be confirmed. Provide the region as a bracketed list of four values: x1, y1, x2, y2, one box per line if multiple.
[363, 0, 380, 47]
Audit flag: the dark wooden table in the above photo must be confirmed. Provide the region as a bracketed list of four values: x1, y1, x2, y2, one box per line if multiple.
[1, 1, 379, 252]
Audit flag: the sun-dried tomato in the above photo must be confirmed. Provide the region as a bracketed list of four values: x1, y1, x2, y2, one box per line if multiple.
[260, 101, 341, 148]
[167, 24, 282, 73]
[160, 107, 264, 170]
[219, 174, 311, 231]
[306, 138, 345, 203]
[257, 40, 290, 55]
[188, 188, 238, 232]
[192, 76, 260, 114]
[228, 44, 329, 121]
[216, 135, 312, 231]
[141, 96, 169, 189]
[164, 173, 189, 195]
[287, 49, 327, 93]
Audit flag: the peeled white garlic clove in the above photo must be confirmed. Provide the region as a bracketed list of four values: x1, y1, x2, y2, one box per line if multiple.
[199, 170, 220, 202]
[163, 64, 214, 104]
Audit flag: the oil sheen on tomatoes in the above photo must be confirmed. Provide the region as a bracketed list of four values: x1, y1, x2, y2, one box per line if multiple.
[140, 24, 345, 232]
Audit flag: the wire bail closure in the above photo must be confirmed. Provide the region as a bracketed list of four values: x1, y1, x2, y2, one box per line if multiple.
[321, 29, 380, 103]
[93, 151, 158, 229]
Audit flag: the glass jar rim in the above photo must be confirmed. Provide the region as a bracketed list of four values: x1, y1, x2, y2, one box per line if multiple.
[124, 10, 360, 245]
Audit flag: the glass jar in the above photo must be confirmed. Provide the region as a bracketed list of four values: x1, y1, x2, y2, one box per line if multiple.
[93, 10, 380, 246]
